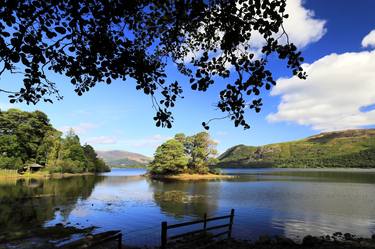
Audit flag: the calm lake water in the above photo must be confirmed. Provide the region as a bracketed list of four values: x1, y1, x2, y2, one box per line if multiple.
[1, 168, 375, 246]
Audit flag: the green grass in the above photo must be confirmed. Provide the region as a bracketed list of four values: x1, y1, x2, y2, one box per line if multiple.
[218, 129, 375, 168]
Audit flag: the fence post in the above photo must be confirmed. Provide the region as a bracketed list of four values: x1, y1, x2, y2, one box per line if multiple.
[161, 221, 168, 249]
[228, 209, 235, 239]
[203, 213, 207, 231]
[118, 233, 122, 249]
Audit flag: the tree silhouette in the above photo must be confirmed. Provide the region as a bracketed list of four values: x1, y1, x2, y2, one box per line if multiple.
[0, 0, 305, 129]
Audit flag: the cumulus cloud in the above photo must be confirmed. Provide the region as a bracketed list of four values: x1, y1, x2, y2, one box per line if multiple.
[243, 0, 326, 50]
[183, 0, 326, 65]
[282, 0, 326, 48]
[58, 122, 98, 135]
[268, 41, 375, 131]
[86, 136, 117, 145]
[250, 0, 326, 49]
[362, 30, 375, 48]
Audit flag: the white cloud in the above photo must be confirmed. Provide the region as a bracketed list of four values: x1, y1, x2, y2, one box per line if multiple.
[243, 0, 326, 51]
[268, 43, 375, 131]
[0, 102, 22, 111]
[183, 0, 326, 66]
[282, 0, 326, 48]
[194, 0, 326, 70]
[0, 102, 13, 110]
[123, 134, 171, 149]
[362, 30, 375, 48]
[58, 122, 98, 135]
[216, 131, 228, 136]
[86, 136, 117, 145]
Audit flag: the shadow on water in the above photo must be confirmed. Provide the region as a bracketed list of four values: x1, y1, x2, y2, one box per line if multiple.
[0, 175, 104, 235]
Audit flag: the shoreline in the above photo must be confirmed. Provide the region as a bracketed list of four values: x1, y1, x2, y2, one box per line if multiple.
[0, 171, 96, 179]
[220, 167, 375, 171]
[147, 173, 235, 181]
[1, 227, 375, 249]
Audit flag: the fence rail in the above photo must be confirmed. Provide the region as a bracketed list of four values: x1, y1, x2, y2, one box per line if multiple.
[161, 209, 235, 249]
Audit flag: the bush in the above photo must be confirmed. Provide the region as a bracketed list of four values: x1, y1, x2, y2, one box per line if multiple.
[49, 159, 86, 173]
[209, 168, 222, 175]
[0, 156, 23, 169]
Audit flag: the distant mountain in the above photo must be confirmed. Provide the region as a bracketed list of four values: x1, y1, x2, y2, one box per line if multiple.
[96, 150, 152, 166]
[218, 129, 375, 168]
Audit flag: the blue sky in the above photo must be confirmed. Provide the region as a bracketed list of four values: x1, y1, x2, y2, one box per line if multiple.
[1, 0, 375, 156]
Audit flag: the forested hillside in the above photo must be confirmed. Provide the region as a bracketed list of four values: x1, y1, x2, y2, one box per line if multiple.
[218, 129, 375, 168]
[0, 109, 110, 173]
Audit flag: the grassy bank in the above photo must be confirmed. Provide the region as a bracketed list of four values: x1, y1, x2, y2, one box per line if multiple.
[0, 169, 95, 179]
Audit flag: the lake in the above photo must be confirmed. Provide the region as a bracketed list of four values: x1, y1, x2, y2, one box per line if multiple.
[1, 168, 375, 247]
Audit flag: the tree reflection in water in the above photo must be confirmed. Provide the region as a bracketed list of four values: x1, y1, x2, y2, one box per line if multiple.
[148, 179, 221, 219]
[0, 175, 104, 236]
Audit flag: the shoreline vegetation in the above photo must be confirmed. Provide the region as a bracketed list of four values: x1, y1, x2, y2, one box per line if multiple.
[0, 169, 96, 179]
[0, 109, 110, 175]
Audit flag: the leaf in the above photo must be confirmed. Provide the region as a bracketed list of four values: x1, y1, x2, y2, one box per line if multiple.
[55, 27, 66, 34]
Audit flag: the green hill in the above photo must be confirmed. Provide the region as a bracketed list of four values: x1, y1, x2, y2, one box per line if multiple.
[96, 150, 152, 167]
[218, 129, 375, 168]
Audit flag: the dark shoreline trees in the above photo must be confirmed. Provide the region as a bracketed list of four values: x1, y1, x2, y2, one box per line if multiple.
[0, 109, 109, 173]
[0, 0, 306, 130]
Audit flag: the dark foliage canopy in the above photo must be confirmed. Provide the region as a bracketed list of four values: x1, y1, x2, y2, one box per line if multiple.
[0, 0, 305, 129]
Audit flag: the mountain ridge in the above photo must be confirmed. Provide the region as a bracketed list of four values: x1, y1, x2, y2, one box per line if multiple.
[218, 129, 375, 168]
[96, 150, 152, 166]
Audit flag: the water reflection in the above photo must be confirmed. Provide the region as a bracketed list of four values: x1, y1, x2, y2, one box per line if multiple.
[0, 176, 102, 234]
[149, 179, 220, 218]
[0, 168, 375, 247]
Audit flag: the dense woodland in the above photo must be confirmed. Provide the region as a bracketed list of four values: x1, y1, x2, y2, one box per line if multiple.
[0, 109, 109, 173]
[148, 132, 218, 175]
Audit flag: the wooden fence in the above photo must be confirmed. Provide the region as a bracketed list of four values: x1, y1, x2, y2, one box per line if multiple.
[161, 209, 234, 249]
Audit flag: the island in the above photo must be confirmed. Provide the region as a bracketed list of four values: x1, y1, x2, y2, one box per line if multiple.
[146, 132, 232, 180]
[0, 109, 110, 178]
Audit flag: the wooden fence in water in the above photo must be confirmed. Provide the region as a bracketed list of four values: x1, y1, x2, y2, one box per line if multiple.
[161, 209, 235, 249]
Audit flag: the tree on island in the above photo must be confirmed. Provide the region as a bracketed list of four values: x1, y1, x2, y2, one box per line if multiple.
[148, 132, 218, 175]
[148, 139, 188, 175]
[0, 0, 305, 130]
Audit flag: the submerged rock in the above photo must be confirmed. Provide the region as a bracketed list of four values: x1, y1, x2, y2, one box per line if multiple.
[274, 236, 296, 246]
[257, 235, 271, 244]
[302, 235, 322, 246]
